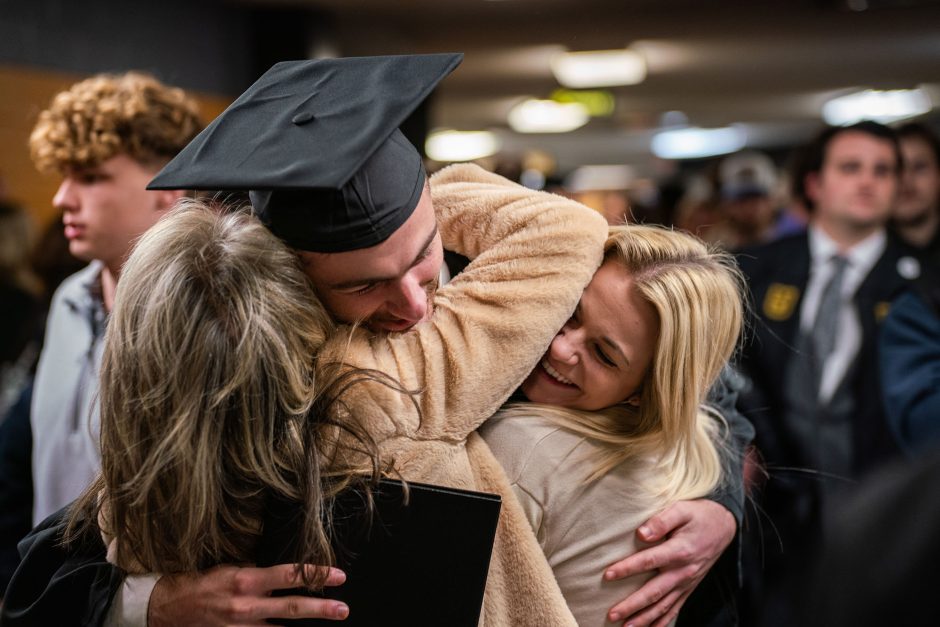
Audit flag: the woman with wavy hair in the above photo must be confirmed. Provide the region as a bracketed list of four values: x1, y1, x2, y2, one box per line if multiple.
[481, 224, 745, 626]
[66, 203, 381, 604]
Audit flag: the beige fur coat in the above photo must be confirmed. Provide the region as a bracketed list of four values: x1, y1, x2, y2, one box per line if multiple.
[318, 163, 608, 626]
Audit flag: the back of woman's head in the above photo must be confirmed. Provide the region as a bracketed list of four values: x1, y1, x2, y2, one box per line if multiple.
[97, 200, 334, 573]
[603, 224, 744, 497]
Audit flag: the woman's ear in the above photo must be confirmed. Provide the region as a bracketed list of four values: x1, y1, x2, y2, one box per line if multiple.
[624, 393, 641, 407]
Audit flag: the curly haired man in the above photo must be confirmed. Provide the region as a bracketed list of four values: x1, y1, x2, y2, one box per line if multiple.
[28, 72, 203, 524]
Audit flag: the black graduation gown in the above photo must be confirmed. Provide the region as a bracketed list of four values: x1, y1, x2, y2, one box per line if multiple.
[1, 507, 120, 626]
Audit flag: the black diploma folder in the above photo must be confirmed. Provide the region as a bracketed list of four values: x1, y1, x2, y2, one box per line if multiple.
[257, 479, 502, 626]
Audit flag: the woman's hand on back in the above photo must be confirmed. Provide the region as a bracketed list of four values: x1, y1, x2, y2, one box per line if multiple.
[602, 499, 736, 627]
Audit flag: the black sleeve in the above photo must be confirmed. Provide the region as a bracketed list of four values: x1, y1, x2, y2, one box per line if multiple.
[675, 366, 754, 627]
[0, 507, 122, 627]
[705, 365, 754, 527]
[0, 384, 34, 598]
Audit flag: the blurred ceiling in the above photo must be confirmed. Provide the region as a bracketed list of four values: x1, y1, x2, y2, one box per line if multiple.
[235, 0, 940, 174]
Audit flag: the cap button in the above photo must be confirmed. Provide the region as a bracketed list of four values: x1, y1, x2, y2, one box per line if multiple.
[292, 111, 315, 125]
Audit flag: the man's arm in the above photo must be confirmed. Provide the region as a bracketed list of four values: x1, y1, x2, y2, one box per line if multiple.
[2, 507, 349, 627]
[145, 565, 348, 627]
[601, 366, 753, 626]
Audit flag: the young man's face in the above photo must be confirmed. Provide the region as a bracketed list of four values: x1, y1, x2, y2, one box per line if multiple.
[54, 154, 173, 272]
[298, 185, 443, 333]
[806, 131, 899, 234]
[896, 135, 940, 225]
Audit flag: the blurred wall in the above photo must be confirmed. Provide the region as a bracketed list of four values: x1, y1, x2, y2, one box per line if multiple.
[0, 0, 314, 228]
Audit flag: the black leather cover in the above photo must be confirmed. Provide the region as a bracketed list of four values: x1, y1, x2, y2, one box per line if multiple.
[258, 479, 501, 627]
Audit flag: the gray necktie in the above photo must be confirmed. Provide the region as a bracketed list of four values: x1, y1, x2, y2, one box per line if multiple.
[812, 255, 849, 362]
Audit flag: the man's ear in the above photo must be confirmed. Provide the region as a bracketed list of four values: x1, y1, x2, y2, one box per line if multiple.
[804, 171, 821, 206]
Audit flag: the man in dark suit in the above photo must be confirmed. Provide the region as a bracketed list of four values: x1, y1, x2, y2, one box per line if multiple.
[736, 121, 918, 626]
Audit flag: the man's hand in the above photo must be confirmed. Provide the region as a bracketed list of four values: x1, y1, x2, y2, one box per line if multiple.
[603, 499, 736, 627]
[149, 564, 349, 626]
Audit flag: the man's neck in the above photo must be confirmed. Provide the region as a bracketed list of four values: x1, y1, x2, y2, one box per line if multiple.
[892, 208, 940, 249]
[813, 215, 884, 254]
[100, 264, 119, 312]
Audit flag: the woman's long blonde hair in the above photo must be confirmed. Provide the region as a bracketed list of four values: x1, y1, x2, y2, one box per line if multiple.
[68, 201, 380, 584]
[501, 224, 744, 503]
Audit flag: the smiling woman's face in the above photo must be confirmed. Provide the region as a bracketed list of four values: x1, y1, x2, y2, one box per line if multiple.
[520, 260, 659, 411]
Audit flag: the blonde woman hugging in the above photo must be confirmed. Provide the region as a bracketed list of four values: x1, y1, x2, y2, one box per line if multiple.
[481, 225, 744, 626]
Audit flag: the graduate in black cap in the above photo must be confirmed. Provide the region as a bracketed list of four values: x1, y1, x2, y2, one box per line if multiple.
[149, 52, 463, 333]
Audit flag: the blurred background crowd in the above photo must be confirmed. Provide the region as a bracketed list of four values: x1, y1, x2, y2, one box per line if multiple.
[2, 0, 940, 625]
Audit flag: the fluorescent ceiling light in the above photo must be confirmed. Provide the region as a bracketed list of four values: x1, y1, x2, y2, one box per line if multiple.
[551, 89, 615, 117]
[425, 130, 501, 162]
[551, 49, 646, 88]
[651, 126, 747, 160]
[565, 165, 636, 192]
[822, 88, 932, 126]
[508, 99, 589, 133]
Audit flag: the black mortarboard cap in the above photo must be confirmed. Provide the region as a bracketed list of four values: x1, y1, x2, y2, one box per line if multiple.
[148, 53, 463, 252]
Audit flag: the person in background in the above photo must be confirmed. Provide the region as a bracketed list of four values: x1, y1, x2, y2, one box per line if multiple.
[0, 201, 42, 418]
[804, 444, 940, 627]
[0, 207, 85, 599]
[890, 122, 940, 255]
[0, 201, 43, 598]
[672, 174, 722, 243]
[26, 72, 203, 526]
[737, 121, 916, 626]
[712, 151, 781, 249]
[878, 249, 940, 456]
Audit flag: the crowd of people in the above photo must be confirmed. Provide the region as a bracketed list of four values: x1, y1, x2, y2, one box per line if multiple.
[0, 52, 938, 627]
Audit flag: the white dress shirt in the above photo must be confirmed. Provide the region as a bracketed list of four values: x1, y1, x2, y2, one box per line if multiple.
[799, 226, 886, 403]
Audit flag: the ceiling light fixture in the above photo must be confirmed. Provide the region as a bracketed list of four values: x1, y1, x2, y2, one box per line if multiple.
[551, 89, 616, 117]
[551, 49, 646, 88]
[425, 130, 501, 162]
[651, 126, 747, 160]
[822, 88, 932, 126]
[508, 99, 590, 133]
[565, 165, 636, 193]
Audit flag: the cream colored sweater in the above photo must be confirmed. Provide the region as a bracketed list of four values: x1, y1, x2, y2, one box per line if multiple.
[480, 414, 670, 627]
[318, 163, 609, 626]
